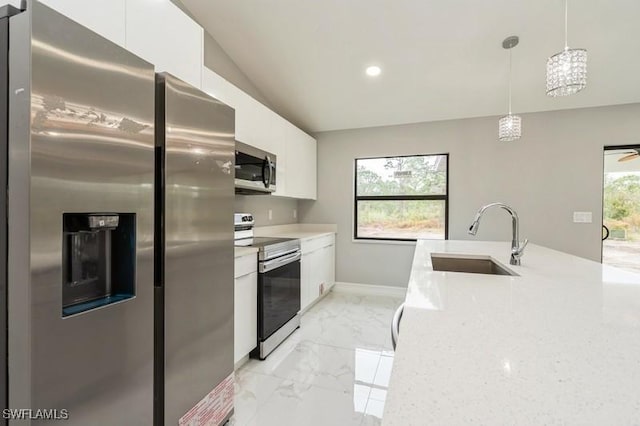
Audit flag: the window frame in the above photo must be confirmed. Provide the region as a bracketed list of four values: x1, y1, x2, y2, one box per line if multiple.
[353, 153, 450, 242]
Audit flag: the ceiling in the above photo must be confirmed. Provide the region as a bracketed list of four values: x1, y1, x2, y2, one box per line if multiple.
[181, 0, 640, 133]
[605, 149, 640, 173]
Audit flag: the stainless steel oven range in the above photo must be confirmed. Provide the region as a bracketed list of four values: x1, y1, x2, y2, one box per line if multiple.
[234, 214, 301, 359]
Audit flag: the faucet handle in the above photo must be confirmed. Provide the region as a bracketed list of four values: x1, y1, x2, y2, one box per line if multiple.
[513, 238, 529, 256]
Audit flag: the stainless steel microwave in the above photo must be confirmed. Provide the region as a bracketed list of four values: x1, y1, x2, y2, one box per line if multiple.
[235, 141, 277, 194]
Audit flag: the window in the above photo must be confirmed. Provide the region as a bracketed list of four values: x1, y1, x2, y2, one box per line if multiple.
[354, 154, 448, 241]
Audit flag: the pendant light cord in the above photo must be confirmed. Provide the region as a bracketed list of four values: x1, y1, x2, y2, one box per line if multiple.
[564, 0, 568, 49]
[508, 47, 512, 114]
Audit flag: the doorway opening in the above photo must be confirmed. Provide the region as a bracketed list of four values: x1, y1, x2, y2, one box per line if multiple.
[603, 146, 640, 273]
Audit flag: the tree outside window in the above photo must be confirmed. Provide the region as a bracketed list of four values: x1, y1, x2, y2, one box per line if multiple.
[354, 154, 448, 241]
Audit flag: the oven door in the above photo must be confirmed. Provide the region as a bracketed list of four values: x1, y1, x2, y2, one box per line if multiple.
[235, 141, 276, 193]
[258, 252, 301, 340]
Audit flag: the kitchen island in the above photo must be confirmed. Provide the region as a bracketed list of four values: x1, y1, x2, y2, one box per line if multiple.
[383, 240, 640, 425]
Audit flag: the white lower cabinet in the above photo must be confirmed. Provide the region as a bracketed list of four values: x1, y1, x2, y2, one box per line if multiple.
[300, 235, 336, 312]
[234, 254, 257, 365]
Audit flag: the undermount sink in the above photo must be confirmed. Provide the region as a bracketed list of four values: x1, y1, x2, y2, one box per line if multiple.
[430, 253, 518, 276]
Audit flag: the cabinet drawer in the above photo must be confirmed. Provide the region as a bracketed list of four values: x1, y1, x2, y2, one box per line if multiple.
[235, 253, 257, 278]
[301, 234, 335, 254]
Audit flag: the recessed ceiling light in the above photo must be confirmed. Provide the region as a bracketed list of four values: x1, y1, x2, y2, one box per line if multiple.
[365, 66, 381, 77]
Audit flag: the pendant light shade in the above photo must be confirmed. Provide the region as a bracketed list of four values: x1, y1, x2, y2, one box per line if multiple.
[498, 36, 521, 142]
[546, 0, 587, 96]
[498, 114, 522, 142]
[546, 48, 587, 96]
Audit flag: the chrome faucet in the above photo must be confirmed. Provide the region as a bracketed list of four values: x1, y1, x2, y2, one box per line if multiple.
[468, 202, 528, 265]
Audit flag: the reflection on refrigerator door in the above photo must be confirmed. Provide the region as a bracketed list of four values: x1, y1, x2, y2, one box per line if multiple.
[8, 3, 155, 424]
[155, 72, 235, 425]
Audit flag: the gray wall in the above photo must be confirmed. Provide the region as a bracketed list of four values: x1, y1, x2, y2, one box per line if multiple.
[202, 32, 273, 107]
[299, 103, 640, 287]
[170, 0, 273, 107]
[235, 195, 298, 227]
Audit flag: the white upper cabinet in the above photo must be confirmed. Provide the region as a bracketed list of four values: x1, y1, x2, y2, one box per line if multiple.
[285, 124, 317, 200]
[234, 90, 274, 154]
[39, 0, 126, 47]
[201, 67, 234, 107]
[38, 0, 317, 201]
[271, 115, 288, 197]
[234, 88, 316, 199]
[125, 0, 203, 88]
[232, 88, 255, 146]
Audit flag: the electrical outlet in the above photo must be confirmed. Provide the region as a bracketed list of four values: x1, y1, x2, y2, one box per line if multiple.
[573, 211, 592, 223]
[268, 209, 273, 221]
[293, 209, 297, 219]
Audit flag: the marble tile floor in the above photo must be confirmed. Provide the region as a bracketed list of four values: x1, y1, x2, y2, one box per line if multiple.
[229, 291, 405, 426]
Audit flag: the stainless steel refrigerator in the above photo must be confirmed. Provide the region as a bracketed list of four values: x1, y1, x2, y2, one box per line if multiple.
[154, 73, 235, 425]
[7, 1, 156, 425]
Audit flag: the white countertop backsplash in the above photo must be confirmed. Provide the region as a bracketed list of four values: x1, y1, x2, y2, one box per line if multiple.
[253, 223, 337, 241]
[383, 240, 640, 425]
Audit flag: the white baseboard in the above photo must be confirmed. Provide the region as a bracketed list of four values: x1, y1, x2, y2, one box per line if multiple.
[332, 282, 407, 299]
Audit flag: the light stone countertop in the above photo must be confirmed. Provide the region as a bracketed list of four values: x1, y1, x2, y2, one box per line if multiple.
[234, 246, 258, 258]
[383, 240, 640, 426]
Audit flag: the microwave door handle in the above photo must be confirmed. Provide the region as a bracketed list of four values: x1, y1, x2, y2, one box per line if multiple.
[262, 156, 271, 188]
[268, 156, 275, 188]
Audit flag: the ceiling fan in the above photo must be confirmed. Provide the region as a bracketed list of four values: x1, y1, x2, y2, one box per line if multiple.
[605, 149, 640, 162]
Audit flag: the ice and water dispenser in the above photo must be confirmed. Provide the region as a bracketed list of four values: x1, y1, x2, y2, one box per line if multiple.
[62, 213, 136, 317]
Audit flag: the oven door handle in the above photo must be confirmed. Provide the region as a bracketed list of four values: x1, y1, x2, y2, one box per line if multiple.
[260, 251, 301, 273]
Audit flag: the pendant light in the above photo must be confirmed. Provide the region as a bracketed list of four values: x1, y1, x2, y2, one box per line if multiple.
[498, 36, 521, 142]
[546, 0, 587, 96]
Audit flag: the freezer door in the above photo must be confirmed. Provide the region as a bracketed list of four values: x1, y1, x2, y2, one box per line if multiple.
[8, 2, 155, 424]
[157, 73, 235, 425]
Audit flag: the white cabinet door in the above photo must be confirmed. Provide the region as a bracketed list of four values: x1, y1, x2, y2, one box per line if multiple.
[327, 244, 335, 289]
[270, 114, 288, 196]
[300, 241, 336, 311]
[233, 89, 256, 146]
[234, 93, 281, 155]
[320, 244, 335, 293]
[300, 252, 311, 312]
[201, 67, 234, 108]
[285, 124, 317, 199]
[300, 250, 321, 311]
[234, 271, 257, 364]
[301, 132, 317, 200]
[126, 0, 203, 88]
[40, 0, 126, 47]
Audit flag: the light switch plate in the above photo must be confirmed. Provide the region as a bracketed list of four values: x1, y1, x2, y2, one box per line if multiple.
[573, 211, 592, 223]
[293, 209, 297, 219]
[268, 209, 273, 221]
